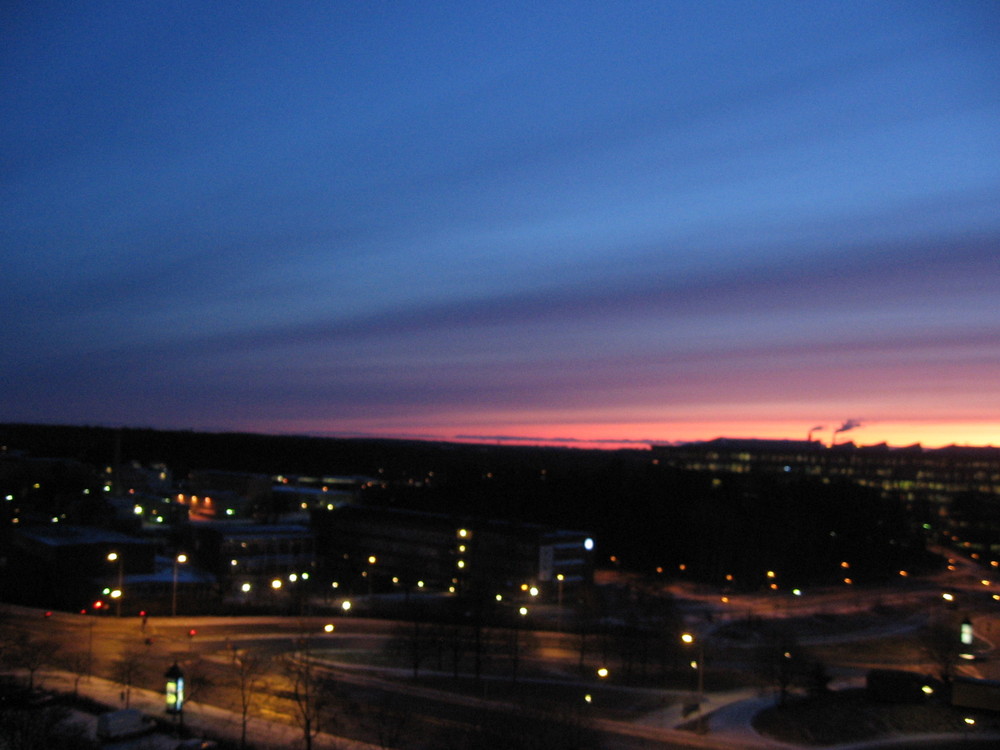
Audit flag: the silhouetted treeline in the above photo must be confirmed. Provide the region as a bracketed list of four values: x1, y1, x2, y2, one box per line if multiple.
[1, 423, 935, 586]
[0, 423, 641, 480]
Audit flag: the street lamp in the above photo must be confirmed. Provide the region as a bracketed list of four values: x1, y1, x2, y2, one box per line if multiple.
[556, 573, 565, 632]
[367, 555, 376, 595]
[107, 552, 124, 617]
[172, 553, 187, 617]
[164, 661, 184, 716]
[681, 632, 705, 731]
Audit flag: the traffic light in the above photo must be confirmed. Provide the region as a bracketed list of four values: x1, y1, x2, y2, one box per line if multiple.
[187, 628, 197, 639]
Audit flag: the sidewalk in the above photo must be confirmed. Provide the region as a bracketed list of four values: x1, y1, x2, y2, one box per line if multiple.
[632, 687, 798, 748]
[22, 666, 1000, 750]
[28, 669, 382, 750]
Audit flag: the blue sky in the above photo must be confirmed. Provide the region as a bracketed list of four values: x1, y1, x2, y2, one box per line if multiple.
[3, 1, 999, 448]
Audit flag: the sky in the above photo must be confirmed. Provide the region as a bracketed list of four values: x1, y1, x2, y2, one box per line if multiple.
[3, 1, 999, 450]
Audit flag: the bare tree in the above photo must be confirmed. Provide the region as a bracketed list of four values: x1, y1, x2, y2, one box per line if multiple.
[398, 618, 433, 679]
[921, 617, 963, 683]
[0, 700, 95, 750]
[459, 701, 597, 750]
[58, 651, 91, 697]
[111, 647, 144, 708]
[3, 630, 60, 691]
[228, 648, 272, 750]
[281, 638, 336, 750]
[179, 657, 213, 730]
[496, 618, 537, 685]
[442, 623, 473, 679]
[362, 692, 410, 750]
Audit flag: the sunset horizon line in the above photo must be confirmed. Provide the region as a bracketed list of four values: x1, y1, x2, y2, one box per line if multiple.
[6, 420, 995, 454]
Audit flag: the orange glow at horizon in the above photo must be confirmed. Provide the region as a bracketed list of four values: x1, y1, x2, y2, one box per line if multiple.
[260, 415, 1000, 450]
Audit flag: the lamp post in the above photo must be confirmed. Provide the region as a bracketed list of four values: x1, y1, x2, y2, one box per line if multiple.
[164, 661, 185, 720]
[681, 632, 705, 731]
[107, 552, 124, 617]
[556, 573, 565, 632]
[87, 618, 94, 679]
[172, 553, 187, 617]
[512, 606, 528, 684]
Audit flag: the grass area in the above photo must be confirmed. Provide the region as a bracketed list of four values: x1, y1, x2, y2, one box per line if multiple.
[409, 673, 669, 718]
[808, 633, 928, 667]
[753, 689, 1000, 745]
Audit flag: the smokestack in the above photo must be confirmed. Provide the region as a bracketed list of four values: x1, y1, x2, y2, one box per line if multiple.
[830, 419, 862, 447]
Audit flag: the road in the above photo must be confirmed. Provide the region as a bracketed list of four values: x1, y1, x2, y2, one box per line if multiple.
[3, 548, 1000, 749]
[2, 605, 723, 748]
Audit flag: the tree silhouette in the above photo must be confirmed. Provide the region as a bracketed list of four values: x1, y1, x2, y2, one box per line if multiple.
[110, 647, 144, 708]
[280, 638, 336, 750]
[227, 648, 272, 750]
[2, 630, 60, 692]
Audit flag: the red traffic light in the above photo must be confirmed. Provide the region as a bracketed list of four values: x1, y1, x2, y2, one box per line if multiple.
[93, 601, 103, 609]
[139, 610, 147, 617]
[188, 628, 197, 638]
[44, 611, 53, 618]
